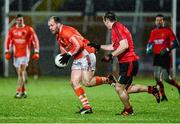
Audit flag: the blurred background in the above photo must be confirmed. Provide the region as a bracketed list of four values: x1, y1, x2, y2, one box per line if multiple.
[0, 0, 180, 78]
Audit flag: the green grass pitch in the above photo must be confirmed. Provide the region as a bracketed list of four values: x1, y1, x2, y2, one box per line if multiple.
[0, 76, 180, 123]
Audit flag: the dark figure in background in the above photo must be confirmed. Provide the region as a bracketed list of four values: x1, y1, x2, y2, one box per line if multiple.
[146, 14, 180, 101]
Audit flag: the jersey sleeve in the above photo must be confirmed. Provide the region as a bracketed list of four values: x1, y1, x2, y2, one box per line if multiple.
[168, 28, 176, 42]
[29, 27, 40, 53]
[4, 30, 13, 53]
[167, 28, 179, 49]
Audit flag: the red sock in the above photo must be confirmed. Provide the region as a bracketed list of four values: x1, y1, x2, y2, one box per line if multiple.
[148, 86, 153, 93]
[75, 87, 91, 109]
[168, 80, 180, 89]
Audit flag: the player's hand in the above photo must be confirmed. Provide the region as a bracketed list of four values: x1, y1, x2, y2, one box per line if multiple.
[146, 43, 153, 55]
[160, 48, 170, 56]
[88, 42, 101, 51]
[101, 54, 113, 63]
[59, 53, 71, 65]
[146, 49, 152, 55]
[5, 52, 11, 60]
[32, 53, 39, 60]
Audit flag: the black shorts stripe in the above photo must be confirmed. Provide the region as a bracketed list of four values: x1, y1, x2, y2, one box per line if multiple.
[127, 61, 133, 76]
[118, 61, 138, 84]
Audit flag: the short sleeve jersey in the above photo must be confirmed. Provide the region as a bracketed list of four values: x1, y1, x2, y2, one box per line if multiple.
[111, 22, 139, 63]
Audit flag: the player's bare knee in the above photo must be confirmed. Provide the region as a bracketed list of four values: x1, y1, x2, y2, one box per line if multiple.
[18, 70, 23, 77]
[81, 78, 93, 87]
[115, 85, 122, 92]
[83, 82, 93, 87]
[71, 79, 80, 88]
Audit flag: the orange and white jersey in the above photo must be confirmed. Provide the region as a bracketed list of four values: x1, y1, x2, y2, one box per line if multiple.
[56, 25, 95, 60]
[5, 25, 39, 58]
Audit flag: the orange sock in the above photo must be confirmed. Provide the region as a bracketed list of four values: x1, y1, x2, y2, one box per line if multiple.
[95, 76, 107, 86]
[75, 87, 91, 109]
[22, 84, 26, 93]
[16, 87, 21, 93]
[16, 84, 26, 93]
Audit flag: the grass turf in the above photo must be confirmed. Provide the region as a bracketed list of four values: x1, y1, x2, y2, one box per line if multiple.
[0, 76, 180, 123]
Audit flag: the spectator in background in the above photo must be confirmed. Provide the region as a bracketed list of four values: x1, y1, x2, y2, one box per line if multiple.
[4, 14, 40, 98]
[146, 14, 180, 101]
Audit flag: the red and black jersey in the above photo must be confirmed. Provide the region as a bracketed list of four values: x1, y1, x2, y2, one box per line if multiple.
[148, 27, 176, 54]
[111, 22, 139, 63]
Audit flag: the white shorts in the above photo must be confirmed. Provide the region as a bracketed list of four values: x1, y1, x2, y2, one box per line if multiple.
[13, 57, 29, 68]
[71, 53, 96, 71]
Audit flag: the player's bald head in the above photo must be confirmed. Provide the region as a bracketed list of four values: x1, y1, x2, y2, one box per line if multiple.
[48, 16, 61, 35]
[49, 16, 61, 23]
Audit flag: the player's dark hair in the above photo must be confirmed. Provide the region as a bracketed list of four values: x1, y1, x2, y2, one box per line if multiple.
[16, 14, 23, 18]
[50, 16, 61, 23]
[103, 11, 116, 22]
[155, 14, 164, 19]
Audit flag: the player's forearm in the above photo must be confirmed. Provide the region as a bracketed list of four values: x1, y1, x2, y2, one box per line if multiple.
[112, 46, 127, 57]
[68, 45, 81, 56]
[112, 39, 128, 57]
[33, 43, 39, 53]
[68, 36, 83, 56]
[100, 44, 114, 51]
[32, 35, 40, 53]
[171, 39, 180, 50]
[5, 38, 11, 52]
[60, 46, 67, 54]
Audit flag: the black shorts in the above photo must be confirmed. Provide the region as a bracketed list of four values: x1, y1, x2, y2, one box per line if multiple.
[118, 60, 139, 84]
[153, 54, 170, 69]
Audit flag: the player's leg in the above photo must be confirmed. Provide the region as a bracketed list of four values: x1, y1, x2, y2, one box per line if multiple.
[15, 64, 27, 98]
[154, 66, 168, 101]
[127, 84, 160, 103]
[81, 53, 116, 87]
[21, 64, 27, 95]
[71, 69, 92, 114]
[115, 76, 133, 115]
[82, 71, 116, 87]
[163, 68, 180, 95]
[126, 60, 160, 103]
[116, 61, 137, 116]
[124, 61, 149, 94]
[14, 57, 28, 98]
